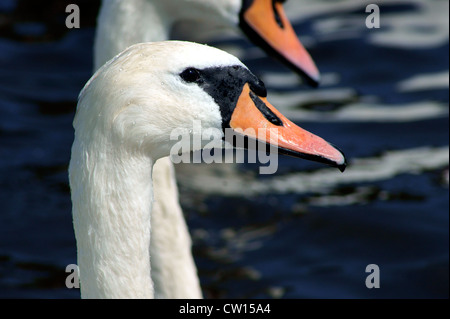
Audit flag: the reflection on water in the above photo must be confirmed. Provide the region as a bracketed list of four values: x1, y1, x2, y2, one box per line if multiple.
[0, 0, 448, 298]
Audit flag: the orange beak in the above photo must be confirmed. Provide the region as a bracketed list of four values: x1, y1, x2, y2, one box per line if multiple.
[240, 0, 321, 87]
[228, 84, 346, 171]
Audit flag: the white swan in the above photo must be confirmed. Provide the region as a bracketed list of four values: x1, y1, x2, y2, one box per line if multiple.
[92, 0, 322, 299]
[69, 41, 346, 299]
[94, 0, 320, 84]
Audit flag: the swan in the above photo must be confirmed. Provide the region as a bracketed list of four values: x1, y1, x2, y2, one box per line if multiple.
[92, 0, 322, 299]
[69, 41, 346, 299]
[94, 0, 320, 84]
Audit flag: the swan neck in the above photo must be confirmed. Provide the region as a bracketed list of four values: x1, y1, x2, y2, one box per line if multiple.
[70, 140, 155, 298]
[94, 0, 172, 70]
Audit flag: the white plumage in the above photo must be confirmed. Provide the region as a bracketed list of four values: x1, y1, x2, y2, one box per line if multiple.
[78, 0, 324, 299]
[70, 42, 246, 298]
[93, 0, 244, 299]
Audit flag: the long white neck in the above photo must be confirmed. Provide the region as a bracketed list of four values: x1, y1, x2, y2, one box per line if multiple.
[91, 0, 203, 299]
[94, 0, 171, 69]
[69, 137, 154, 298]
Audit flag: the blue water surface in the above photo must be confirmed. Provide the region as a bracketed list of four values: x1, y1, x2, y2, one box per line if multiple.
[0, 0, 448, 299]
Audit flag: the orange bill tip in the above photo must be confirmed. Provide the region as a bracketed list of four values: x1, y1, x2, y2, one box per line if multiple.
[229, 84, 346, 171]
[240, 0, 321, 86]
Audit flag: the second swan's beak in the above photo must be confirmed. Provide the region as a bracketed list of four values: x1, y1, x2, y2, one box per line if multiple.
[228, 84, 347, 172]
[239, 0, 320, 87]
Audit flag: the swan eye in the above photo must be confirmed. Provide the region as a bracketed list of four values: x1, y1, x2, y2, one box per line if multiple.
[180, 68, 201, 83]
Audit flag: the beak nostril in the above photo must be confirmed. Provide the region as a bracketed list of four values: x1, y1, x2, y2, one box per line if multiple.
[272, 0, 285, 29]
[249, 80, 267, 98]
[249, 91, 283, 126]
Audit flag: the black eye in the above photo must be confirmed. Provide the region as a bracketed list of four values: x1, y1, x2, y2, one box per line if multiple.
[180, 68, 201, 83]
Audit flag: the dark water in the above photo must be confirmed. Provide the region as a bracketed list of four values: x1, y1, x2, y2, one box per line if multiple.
[0, 0, 448, 299]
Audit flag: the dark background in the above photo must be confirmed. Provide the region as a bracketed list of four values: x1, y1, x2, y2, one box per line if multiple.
[0, 0, 448, 298]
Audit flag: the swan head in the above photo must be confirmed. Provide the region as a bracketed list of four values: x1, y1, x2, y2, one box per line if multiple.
[161, 0, 320, 86]
[76, 41, 345, 170]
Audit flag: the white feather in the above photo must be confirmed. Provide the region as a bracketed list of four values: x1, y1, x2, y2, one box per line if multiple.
[71, 41, 245, 298]
[88, 0, 246, 299]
